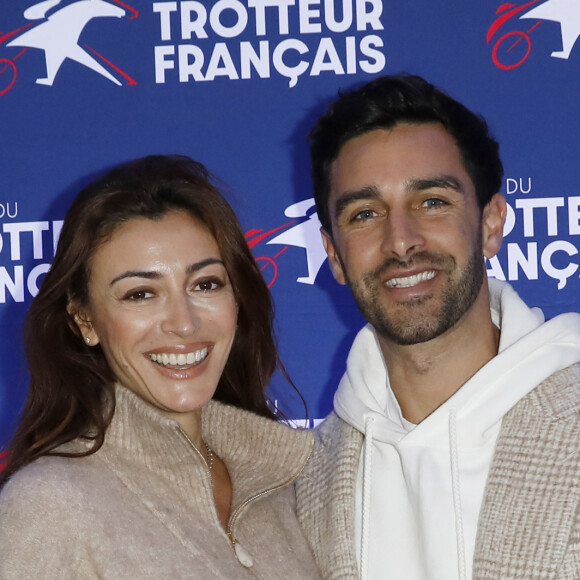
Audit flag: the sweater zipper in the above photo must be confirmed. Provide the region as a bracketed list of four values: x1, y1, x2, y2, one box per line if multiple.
[178, 425, 314, 569]
[176, 426, 250, 563]
[226, 436, 315, 568]
[176, 426, 212, 481]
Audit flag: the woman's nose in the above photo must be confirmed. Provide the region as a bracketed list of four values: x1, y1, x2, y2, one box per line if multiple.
[160, 294, 199, 337]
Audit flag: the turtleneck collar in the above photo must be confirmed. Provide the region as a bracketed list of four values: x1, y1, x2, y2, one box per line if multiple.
[98, 385, 314, 512]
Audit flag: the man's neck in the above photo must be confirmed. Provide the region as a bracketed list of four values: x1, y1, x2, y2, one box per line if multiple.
[378, 296, 501, 425]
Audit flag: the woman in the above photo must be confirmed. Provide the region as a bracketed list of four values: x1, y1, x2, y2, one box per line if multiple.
[0, 155, 321, 579]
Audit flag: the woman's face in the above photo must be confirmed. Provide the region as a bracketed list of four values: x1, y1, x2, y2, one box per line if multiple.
[74, 211, 238, 427]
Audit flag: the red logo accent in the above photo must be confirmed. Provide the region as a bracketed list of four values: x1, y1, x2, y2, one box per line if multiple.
[245, 221, 297, 288]
[0, 450, 9, 473]
[487, 1, 543, 69]
[84, 45, 138, 85]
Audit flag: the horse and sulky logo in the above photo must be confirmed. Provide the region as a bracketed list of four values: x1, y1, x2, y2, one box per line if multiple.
[0, 0, 138, 96]
[245, 199, 327, 288]
[488, 0, 580, 69]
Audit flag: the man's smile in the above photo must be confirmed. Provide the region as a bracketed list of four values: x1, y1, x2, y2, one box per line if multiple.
[385, 270, 437, 289]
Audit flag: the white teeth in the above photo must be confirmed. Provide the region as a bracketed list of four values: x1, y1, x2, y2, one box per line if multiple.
[386, 270, 436, 288]
[150, 347, 208, 367]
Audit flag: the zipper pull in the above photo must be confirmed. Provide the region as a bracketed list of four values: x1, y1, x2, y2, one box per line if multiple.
[233, 540, 253, 568]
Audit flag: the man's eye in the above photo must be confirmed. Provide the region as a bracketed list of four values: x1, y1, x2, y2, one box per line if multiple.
[422, 198, 446, 208]
[353, 209, 377, 221]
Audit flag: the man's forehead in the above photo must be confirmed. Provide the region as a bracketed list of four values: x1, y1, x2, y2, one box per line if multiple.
[329, 124, 468, 190]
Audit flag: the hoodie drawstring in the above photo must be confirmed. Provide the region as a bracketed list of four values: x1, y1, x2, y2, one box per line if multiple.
[449, 408, 467, 580]
[360, 415, 375, 580]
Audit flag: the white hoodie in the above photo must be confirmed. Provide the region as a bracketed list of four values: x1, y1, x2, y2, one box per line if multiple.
[333, 279, 580, 580]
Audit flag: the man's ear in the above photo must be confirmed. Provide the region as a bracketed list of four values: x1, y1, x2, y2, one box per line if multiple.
[482, 193, 507, 259]
[67, 302, 100, 346]
[321, 228, 347, 285]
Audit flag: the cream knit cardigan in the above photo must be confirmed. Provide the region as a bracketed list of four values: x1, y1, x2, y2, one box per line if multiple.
[0, 386, 321, 579]
[296, 363, 580, 580]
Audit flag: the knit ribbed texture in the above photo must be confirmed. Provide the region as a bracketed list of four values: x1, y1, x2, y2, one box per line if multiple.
[296, 412, 362, 579]
[0, 386, 321, 579]
[473, 363, 580, 579]
[297, 364, 580, 580]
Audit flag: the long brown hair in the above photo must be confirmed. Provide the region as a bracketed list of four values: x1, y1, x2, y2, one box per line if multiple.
[0, 155, 279, 487]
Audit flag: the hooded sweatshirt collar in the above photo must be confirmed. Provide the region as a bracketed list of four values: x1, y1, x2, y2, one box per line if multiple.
[334, 279, 580, 580]
[334, 278, 580, 446]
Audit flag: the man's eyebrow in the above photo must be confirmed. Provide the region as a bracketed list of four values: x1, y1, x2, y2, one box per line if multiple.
[110, 258, 224, 286]
[333, 186, 381, 220]
[407, 175, 464, 194]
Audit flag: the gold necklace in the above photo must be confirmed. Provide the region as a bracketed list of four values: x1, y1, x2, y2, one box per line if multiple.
[204, 441, 214, 472]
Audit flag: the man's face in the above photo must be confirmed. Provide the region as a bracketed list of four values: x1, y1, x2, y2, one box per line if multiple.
[323, 123, 505, 346]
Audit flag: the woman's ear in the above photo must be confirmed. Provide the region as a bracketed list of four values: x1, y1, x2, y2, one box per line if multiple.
[67, 302, 100, 346]
[482, 193, 507, 259]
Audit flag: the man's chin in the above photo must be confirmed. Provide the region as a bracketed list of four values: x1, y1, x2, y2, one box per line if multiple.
[374, 320, 445, 346]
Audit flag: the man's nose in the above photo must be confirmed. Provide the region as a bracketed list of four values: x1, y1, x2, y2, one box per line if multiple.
[381, 209, 425, 258]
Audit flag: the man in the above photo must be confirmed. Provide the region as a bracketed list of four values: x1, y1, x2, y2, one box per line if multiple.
[295, 75, 580, 580]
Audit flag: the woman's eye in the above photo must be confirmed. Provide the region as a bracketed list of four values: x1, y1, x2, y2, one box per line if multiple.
[124, 289, 153, 301]
[195, 279, 221, 292]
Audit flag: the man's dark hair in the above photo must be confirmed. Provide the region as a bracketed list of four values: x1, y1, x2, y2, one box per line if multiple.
[309, 74, 504, 233]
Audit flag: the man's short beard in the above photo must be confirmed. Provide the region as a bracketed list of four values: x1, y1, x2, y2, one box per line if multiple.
[347, 244, 485, 346]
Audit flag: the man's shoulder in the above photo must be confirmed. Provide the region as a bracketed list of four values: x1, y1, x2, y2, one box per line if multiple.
[518, 362, 580, 421]
[299, 412, 364, 484]
[477, 364, 580, 576]
[497, 363, 580, 452]
[314, 411, 363, 450]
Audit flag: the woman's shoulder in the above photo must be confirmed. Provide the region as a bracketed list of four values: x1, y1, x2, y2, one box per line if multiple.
[0, 455, 105, 576]
[0, 453, 103, 514]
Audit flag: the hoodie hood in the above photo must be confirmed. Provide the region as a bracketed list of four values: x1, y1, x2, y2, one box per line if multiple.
[334, 279, 580, 580]
[335, 278, 580, 447]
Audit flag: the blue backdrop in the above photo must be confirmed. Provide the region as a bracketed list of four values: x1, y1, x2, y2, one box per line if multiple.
[1, 0, 579, 446]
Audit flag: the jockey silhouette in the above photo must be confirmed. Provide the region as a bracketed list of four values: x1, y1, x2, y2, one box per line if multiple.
[7, 0, 126, 85]
[521, 0, 580, 59]
[267, 199, 327, 285]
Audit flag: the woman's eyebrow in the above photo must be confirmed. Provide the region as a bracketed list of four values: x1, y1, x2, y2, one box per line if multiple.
[110, 258, 224, 286]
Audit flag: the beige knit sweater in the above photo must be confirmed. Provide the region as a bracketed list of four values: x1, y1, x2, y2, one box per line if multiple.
[296, 363, 580, 580]
[0, 386, 321, 579]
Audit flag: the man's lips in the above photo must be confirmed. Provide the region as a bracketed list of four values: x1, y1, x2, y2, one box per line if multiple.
[370, 251, 455, 290]
[385, 270, 437, 289]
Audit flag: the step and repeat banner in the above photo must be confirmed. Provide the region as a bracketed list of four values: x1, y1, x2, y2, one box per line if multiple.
[1, 0, 579, 446]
